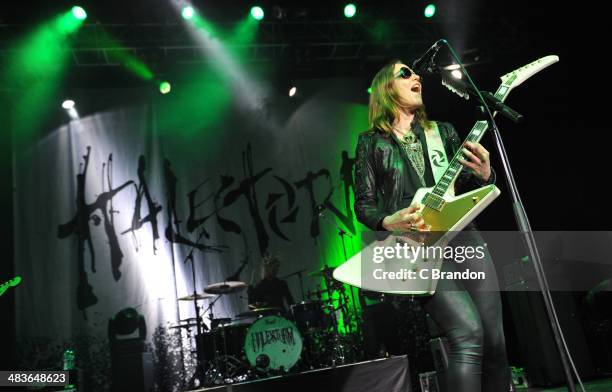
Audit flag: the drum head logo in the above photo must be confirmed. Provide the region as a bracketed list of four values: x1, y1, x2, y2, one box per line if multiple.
[251, 327, 296, 352]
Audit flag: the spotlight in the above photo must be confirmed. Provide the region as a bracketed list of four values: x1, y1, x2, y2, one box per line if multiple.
[344, 4, 357, 18]
[250, 6, 264, 21]
[159, 81, 172, 94]
[424, 4, 437, 18]
[182, 6, 195, 20]
[71, 6, 87, 21]
[288, 86, 297, 97]
[62, 99, 79, 119]
[62, 99, 75, 109]
[367, 87, 372, 94]
[451, 70, 462, 79]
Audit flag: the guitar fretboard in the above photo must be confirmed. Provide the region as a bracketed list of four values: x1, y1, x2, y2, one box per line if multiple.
[423, 84, 511, 208]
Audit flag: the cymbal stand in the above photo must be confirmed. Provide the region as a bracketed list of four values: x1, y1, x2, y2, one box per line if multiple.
[318, 209, 359, 332]
[319, 270, 347, 366]
[180, 228, 227, 387]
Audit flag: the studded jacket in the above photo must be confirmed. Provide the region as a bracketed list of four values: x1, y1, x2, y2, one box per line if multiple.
[353, 121, 495, 231]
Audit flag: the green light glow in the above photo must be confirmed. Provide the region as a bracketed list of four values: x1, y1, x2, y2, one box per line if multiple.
[96, 29, 154, 81]
[344, 4, 357, 18]
[424, 4, 437, 18]
[4, 8, 86, 145]
[316, 103, 369, 334]
[71, 6, 87, 21]
[250, 6, 264, 21]
[159, 81, 171, 94]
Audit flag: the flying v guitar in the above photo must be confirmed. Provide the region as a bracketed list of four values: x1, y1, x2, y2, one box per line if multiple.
[333, 55, 559, 295]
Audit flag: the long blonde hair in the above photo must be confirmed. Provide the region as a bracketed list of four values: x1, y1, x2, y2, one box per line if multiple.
[368, 59, 432, 136]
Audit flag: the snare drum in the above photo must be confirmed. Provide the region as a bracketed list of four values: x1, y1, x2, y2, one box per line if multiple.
[243, 315, 302, 371]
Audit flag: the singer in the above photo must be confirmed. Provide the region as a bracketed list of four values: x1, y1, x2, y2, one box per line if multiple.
[354, 59, 512, 391]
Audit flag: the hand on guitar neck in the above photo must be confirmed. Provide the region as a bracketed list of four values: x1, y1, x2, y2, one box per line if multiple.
[458, 141, 491, 183]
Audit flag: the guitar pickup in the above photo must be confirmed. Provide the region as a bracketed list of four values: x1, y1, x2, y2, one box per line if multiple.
[424, 192, 446, 211]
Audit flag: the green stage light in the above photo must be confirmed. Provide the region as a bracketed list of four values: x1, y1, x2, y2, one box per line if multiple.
[71, 6, 87, 20]
[182, 6, 195, 20]
[344, 4, 357, 18]
[250, 6, 264, 21]
[367, 87, 372, 94]
[159, 81, 172, 94]
[424, 4, 436, 18]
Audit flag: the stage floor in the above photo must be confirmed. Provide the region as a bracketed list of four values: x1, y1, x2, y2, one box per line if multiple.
[187, 356, 410, 392]
[523, 377, 612, 392]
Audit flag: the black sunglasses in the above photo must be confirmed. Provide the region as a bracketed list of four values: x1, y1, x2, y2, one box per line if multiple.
[395, 67, 414, 79]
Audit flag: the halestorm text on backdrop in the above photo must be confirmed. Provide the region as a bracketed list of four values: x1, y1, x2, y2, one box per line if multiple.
[57, 144, 357, 314]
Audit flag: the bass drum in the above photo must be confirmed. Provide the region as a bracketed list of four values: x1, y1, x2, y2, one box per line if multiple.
[243, 315, 302, 372]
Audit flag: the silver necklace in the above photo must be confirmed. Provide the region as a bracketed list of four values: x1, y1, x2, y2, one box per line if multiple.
[395, 128, 426, 187]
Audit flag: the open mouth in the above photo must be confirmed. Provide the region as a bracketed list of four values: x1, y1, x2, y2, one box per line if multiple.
[411, 84, 421, 93]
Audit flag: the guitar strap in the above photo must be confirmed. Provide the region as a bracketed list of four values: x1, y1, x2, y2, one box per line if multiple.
[425, 122, 450, 183]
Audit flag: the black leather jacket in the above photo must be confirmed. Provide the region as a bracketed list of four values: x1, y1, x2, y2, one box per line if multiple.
[354, 121, 495, 230]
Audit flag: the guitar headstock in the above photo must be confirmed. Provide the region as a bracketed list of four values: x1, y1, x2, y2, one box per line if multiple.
[500, 55, 559, 90]
[441, 55, 559, 102]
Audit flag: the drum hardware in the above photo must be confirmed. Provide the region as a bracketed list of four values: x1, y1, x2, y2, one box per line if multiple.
[317, 205, 361, 330]
[176, 239, 227, 391]
[236, 307, 284, 318]
[307, 265, 335, 278]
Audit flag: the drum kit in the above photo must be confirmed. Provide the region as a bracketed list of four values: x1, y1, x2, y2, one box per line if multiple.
[169, 264, 361, 387]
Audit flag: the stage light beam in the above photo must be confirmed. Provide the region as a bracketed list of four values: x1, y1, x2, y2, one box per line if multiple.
[250, 6, 264, 21]
[344, 4, 357, 18]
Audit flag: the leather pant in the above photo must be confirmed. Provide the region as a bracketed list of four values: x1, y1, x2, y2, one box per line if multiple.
[420, 231, 512, 392]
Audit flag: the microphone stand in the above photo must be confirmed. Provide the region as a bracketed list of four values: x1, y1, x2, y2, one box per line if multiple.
[438, 40, 580, 392]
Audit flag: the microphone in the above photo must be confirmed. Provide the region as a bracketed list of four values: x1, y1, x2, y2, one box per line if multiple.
[411, 39, 447, 75]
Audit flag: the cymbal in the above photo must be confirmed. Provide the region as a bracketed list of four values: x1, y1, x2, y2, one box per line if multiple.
[236, 307, 283, 318]
[308, 266, 334, 278]
[177, 293, 217, 301]
[204, 281, 247, 295]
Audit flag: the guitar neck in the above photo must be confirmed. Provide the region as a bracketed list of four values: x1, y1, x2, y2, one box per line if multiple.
[430, 84, 509, 198]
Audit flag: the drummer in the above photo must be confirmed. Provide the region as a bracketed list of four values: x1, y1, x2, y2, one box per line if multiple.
[248, 253, 294, 310]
